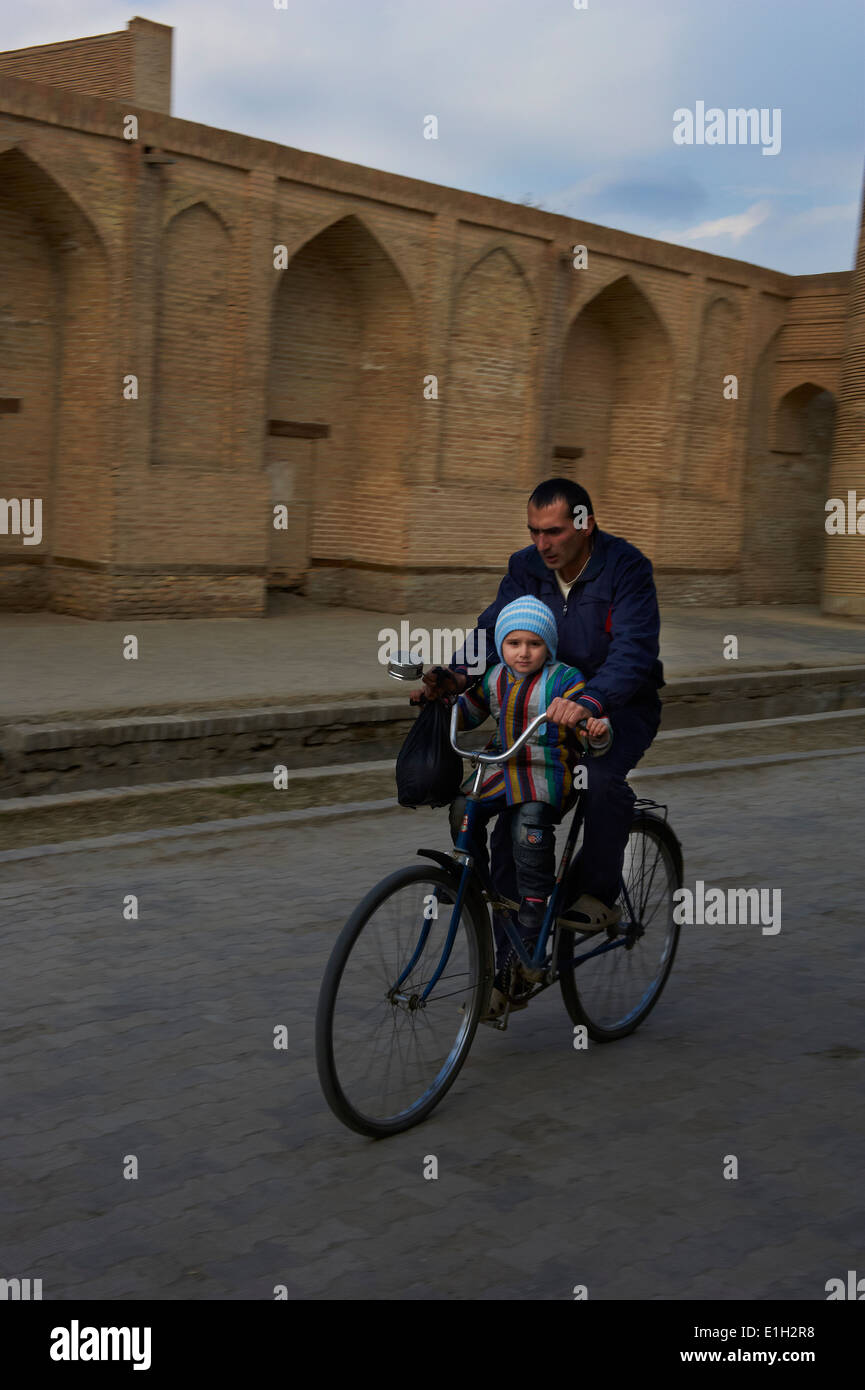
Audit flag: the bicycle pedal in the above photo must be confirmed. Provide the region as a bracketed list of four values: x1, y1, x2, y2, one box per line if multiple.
[479, 981, 526, 1026]
[486, 896, 520, 914]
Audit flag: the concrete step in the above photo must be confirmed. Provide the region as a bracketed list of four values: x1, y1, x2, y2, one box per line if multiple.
[2, 664, 864, 800]
[1, 707, 864, 851]
[645, 705, 865, 762]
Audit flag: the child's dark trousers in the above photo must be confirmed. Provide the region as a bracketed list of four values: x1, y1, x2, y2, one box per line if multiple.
[448, 793, 559, 901]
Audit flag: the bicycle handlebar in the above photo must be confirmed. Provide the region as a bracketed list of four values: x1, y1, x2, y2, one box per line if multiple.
[448, 702, 612, 764]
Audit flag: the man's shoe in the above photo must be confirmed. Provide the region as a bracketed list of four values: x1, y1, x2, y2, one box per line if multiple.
[558, 893, 622, 933]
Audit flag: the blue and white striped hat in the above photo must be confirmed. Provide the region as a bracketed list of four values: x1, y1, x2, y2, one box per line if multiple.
[494, 597, 558, 663]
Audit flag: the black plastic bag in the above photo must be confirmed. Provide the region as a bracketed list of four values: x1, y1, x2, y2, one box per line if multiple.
[395, 697, 465, 808]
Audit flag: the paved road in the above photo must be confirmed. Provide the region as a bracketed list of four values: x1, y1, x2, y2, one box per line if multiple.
[1, 597, 863, 721]
[0, 756, 862, 1300]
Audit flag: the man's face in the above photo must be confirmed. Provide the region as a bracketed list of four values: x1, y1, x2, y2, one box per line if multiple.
[527, 500, 595, 571]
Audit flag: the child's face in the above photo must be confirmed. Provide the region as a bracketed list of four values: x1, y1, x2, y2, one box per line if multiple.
[502, 631, 548, 675]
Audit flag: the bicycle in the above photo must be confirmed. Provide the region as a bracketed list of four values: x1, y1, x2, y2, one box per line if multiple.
[316, 674, 684, 1138]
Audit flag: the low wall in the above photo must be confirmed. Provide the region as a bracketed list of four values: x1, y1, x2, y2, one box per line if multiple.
[2, 665, 863, 798]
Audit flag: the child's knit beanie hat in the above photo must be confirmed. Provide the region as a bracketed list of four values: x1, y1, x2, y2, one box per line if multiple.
[494, 597, 558, 662]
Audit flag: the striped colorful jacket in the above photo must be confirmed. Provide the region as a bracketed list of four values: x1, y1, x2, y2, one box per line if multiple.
[456, 660, 587, 808]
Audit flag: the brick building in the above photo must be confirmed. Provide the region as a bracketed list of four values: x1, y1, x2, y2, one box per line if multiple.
[0, 16, 862, 618]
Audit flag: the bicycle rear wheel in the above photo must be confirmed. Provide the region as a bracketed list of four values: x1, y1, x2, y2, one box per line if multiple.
[316, 864, 493, 1137]
[558, 813, 681, 1040]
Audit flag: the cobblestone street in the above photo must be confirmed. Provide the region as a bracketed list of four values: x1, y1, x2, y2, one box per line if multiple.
[1, 756, 862, 1300]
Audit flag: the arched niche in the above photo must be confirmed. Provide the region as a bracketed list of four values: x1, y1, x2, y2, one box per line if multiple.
[266, 213, 418, 582]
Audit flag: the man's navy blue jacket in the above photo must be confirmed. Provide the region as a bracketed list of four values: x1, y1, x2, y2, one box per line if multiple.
[452, 529, 664, 716]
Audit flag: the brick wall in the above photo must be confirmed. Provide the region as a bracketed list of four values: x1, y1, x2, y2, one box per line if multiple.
[0, 17, 171, 113]
[0, 157, 58, 565]
[0, 21, 859, 619]
[823, 178, 865, 617]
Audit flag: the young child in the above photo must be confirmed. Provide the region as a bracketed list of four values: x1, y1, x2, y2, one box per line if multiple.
[448, 597, 609, 976]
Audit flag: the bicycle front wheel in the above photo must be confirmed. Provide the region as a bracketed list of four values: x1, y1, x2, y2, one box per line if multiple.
[558, 813, 681, 1041]
[315, 864, 493, 1137]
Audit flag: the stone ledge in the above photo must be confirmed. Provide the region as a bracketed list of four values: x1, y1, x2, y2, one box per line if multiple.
[1, 698, 413, 750]
[4, 663, 865, 749]
[2, 669, 864, 799]
[2, 741, 864, 856]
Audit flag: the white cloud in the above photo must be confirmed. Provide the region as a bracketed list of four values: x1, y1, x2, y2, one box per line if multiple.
[661, 200, 772, 244]
[785, 201, 860, 227]
[172, 0, 689, 176]
[1, 0, 860, 273]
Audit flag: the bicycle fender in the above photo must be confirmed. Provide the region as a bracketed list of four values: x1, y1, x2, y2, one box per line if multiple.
[633, 812, 684, 888]
[417, 848, 459, 873]
[416, 849, 489, 925]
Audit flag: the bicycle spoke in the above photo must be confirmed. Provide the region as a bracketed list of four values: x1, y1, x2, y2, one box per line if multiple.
[559, 822, 680, 1036]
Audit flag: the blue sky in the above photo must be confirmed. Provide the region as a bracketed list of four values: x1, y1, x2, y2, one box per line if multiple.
[5, 0, 864, 274]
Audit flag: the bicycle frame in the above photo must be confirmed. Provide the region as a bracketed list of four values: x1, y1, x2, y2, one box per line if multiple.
[405, 701, 634, 1004]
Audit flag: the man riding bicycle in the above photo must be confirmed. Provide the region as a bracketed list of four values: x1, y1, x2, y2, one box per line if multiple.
[420, 477, 664, 936]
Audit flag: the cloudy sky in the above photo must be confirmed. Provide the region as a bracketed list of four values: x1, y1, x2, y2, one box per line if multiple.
[5, 0, 863, 274]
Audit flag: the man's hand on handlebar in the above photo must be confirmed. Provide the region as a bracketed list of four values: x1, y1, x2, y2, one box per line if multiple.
[546, 698, 609, 740]
[409, 666, 470, 706]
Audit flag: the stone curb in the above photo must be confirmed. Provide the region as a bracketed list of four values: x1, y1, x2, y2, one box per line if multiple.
[3, 703, 865, 819]
[2, 745, 864, 863]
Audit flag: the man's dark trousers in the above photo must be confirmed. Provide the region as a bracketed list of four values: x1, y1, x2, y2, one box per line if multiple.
[488, 702, 662, 946]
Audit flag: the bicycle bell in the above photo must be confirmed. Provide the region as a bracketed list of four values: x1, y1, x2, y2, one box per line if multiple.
[387, 652, 424, 682]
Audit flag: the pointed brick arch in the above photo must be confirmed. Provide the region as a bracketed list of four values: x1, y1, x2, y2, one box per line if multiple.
[743, 341, 837, 602]
[772, 380, 834, 452]
[555, 274, 672, 551]
[0, 146, 110, 613]
[162, 195, 234, 236]
[0, 142, 112, 254]
[458, 242, 536, 302]
[442, 245, 538, 486]
[267, 213, 419, 590]
[273, 209, 421, 304]
[153, 202, 232, 468]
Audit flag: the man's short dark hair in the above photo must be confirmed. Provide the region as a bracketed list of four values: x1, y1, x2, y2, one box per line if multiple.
[528, 477, 594, 518]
